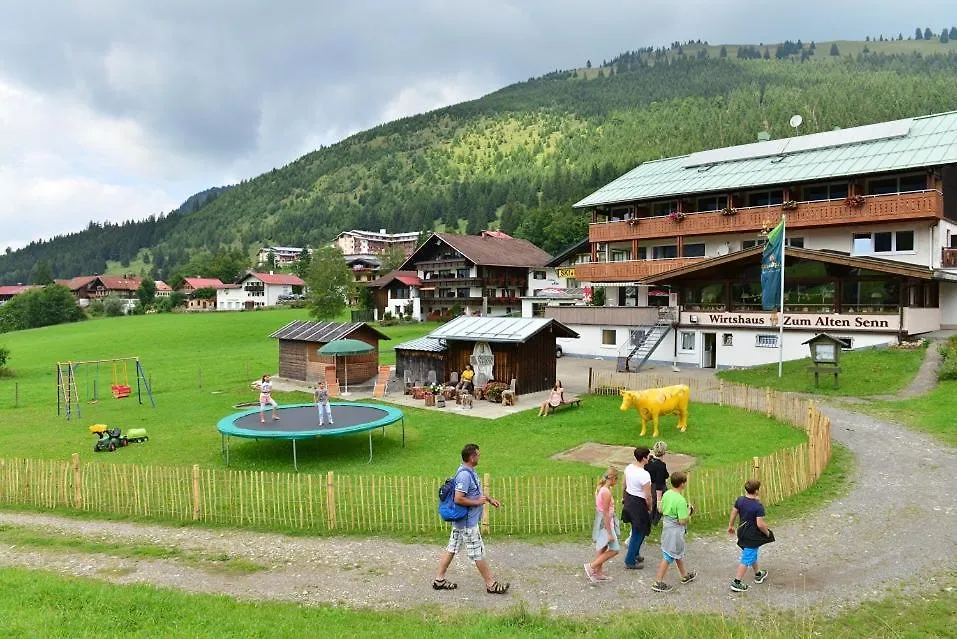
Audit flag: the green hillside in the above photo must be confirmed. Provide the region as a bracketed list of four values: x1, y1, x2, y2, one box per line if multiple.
[3, 37, 957, 284]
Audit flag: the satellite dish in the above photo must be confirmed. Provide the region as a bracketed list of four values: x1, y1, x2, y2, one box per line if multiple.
[789, 114, 803, 129]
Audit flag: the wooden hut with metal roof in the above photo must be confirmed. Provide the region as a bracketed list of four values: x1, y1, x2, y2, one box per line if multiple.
[394, 336, 448, 386]
[269, 320, 390, 383]
[423, 316, 578, 394]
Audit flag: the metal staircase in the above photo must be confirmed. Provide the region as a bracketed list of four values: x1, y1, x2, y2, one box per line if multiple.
[616, 310, 676, 372]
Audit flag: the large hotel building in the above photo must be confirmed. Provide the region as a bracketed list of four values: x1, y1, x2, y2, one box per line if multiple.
[545, 111, 957, 368]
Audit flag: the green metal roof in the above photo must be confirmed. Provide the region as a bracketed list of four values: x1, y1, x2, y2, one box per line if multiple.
[574, 110, 957, 209]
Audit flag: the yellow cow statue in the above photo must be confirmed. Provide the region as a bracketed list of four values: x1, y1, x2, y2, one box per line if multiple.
[619, 385, 691, 438]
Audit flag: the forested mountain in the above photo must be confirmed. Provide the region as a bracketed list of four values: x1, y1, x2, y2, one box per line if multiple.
[3, 36, 957, 284]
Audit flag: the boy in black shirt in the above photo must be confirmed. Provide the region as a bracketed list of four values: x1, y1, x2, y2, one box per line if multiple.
[727, 479, 772, 592]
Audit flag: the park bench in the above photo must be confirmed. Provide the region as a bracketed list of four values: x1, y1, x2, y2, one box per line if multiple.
[545, 395, 582, 414]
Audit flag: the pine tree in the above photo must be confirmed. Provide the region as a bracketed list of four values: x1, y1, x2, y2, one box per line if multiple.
[924, 27, 933, 40]
[916, 27, 923, 40]
[950, 27, 957, 40]
[941, 27, 950, 43]
[719, 46, 727, 58]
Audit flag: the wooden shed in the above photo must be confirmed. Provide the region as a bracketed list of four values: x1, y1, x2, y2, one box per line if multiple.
[427, 316, 578, 395]
[269, 320, 391, 384]
[394, 336, 448, 386]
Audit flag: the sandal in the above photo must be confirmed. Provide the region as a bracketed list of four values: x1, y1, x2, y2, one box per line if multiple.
[486, 581, 510, 594]
[432, 579, 457, 591]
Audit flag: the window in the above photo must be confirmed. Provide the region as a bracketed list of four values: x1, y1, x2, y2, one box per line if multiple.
[533, 271, 546, 280]
[722, 333, 733, 346]
[835, 336, 853, 349]
[456, 288, 469, 298]
[746, 189, 784, 207]
[680, 331, 696, 351]
[611, 249, 631, 262]
[786, 237, 804, 248]
[652, 201, 677, 216]
[683, 243, 706, 257]
[852, 230, 915, 254]
[602, 329, 617, 346]
[867, 173, 926, 195]
[756, 334, 779, 348]
[803, 182, 848, 201]
[393, 286, 410, 299]
[637, 246, 648, 260]
[696, 195, 728, 212]
[652, 245, 678, 260]
[609, 206, 631, 221]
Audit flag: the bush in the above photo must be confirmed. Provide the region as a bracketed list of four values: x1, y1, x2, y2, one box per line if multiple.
[103, 295, 126, 317]
[483, 381, 509, 403]
[0, 345, 8, 368]
[87, 300, 105, 317]
[938, 336, 957, 380]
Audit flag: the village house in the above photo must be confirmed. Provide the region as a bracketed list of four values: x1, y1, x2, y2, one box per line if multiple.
[216, 272, 305, 310]
[521, 238, 590, 318]
[400, 231, 552, 320]
[334, 229, 419, 256]
[369, 270, 422, 320]
[154, 281, 172, 298]
[180, 277, 227, 310]
[0, 284, 37, 305]
[256, 246, 308, 267]
[561, 110, 957, 369]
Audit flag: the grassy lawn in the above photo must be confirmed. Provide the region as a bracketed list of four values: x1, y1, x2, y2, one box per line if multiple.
[374, 320, 442, 365]
[850, 380, 957, 448]
[0, 566, 953, 638]
[0, 311, 806, 478]
[717, 344, 926, 397]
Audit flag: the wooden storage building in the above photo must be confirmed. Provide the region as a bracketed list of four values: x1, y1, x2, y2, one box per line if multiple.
[270, 320, 390, 384]
[394, 336, 448, 386]
[427, 316, 578, 395]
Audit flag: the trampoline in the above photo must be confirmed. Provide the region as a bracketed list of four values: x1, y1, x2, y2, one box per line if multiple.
[217, 402, 405, 470]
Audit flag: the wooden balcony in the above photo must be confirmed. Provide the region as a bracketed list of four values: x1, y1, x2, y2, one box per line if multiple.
[575, 257, 705, 282]
[942, 248, 957, 268]
[589, 190, 943, 243]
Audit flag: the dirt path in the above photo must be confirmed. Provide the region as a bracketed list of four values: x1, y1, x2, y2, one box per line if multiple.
[1, 399, 955, 617]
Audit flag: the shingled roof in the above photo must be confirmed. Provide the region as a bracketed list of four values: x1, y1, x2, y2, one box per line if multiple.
[402, 232, 552, 269]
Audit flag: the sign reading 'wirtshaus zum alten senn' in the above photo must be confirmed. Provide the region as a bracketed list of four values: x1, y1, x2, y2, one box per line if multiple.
[680, 312, 900, 331]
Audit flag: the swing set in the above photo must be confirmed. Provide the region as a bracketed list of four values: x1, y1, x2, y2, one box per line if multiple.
[56, 356, 156, 420]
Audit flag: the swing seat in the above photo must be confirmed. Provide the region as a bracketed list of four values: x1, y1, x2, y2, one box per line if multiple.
[111, 384, 132, 399]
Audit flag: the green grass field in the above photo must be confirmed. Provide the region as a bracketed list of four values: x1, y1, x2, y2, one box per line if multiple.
[716, 344, 926, 397]
[0, 566, 953, 639]
[850, 380, 957, 447]
[0, 311, 804, 477]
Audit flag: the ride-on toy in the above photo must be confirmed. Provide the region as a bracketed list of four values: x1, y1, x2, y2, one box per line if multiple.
[89, 424, 148, 452]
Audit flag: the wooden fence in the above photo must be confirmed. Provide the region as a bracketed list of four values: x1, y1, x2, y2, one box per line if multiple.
[0, 375, 830, 536]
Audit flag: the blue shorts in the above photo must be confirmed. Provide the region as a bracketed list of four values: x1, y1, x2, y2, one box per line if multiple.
[662, 551, 677, 564]
[740, 547, 759, 567]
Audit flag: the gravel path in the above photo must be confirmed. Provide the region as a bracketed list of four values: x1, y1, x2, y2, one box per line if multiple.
[1, 402, 955, 616]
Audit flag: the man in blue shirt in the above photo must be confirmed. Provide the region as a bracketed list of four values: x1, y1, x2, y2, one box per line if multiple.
[433, 443, 509, 594]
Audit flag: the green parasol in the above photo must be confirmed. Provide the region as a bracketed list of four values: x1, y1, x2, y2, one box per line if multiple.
[318, 339, 374, 395]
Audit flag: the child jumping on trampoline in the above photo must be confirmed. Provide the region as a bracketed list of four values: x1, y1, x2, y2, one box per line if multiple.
[314, 381, 333, 426]
[258, 374, 279, 424]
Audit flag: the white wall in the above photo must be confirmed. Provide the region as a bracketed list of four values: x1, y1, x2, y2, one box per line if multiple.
[387, 293, 421, 321]
[217, 288, 247, 310]
[527, 267, 562, 296]
[941, 281, 957, 328]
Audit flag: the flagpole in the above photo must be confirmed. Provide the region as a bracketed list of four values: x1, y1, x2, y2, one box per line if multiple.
[778, 214, 786, 378]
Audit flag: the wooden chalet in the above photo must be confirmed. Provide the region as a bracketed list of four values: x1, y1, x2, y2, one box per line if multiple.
[394, 336, 447, 386]
[422, 316, 579, 394]
[269, 320, 391, 384]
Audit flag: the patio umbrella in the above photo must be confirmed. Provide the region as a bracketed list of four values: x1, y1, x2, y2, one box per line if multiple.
[318, 338, 374, 395]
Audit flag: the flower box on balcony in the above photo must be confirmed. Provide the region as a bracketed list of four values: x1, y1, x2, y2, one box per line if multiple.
[719, 206, 738, 217]
[668, 211, 687, 223]
[844, 195, 866, 208]
[781, 200, 799, 211]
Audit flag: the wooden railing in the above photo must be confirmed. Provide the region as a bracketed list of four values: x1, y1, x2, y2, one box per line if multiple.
[544, 305, 662, 326]
[589, 191, 943, 243]
[575, 257, 705, 282]
[0, 377, 831, 537]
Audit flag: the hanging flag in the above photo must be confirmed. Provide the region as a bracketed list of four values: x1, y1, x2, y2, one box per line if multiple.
[761, 219, 785, 310]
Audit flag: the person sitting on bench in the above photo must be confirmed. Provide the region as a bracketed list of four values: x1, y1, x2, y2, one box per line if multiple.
[538, 380, 564, 417]
[456, 364, 475, 393]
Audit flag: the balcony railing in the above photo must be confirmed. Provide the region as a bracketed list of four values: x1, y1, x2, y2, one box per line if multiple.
[575, 257, 705, 282]
[589, 190, 943, 243]
[942, 247, 957, 268]
[544, 306, 662, 326]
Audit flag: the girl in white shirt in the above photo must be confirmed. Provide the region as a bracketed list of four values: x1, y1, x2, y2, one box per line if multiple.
[258, 374, 280, 424]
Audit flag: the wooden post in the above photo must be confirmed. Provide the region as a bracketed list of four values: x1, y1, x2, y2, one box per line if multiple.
[191, 465, 201, 521]
[326, 471, 336, 530]
[482, 472, 491, 535]
[71, 453, 82, 509]
[588, 367, 593, 393]
[752, 456, 761, 479]
[765, 388, 772, 418]
[718, 379, 724, 406]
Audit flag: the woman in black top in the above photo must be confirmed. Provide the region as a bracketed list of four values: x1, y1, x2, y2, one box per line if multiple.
[647, 441, 670, 527]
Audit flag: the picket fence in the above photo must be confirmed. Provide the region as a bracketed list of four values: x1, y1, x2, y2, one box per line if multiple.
[0, 375, 830, 536]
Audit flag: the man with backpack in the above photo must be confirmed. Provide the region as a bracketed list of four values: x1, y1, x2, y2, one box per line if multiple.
[433, 443, 510, 594]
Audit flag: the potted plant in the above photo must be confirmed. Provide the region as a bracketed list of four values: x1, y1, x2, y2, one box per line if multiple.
[844, 195, 866, 208]
[628, 217, 640, 226]
[720, 205, 738, 216]
[668, 211, 687, 223]
[781, 200, 799, 211]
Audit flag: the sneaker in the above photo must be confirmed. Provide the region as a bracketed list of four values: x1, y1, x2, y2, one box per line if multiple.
[680, 570, 697, 584]
[651, 581, 674, 593]
[730, 579, 749, 592]
[754, 570, 768, 584]
[584, 563, 599, 584]
[624, 562, 643, 570]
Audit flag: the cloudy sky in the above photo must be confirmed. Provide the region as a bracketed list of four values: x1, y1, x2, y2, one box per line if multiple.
[0, 0, 948, 249]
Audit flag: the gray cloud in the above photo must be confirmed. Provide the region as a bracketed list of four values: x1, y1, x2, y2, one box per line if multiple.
[0, 1, 950, 245]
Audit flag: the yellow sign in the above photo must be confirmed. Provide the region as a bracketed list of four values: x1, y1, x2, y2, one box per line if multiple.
[556, 267, 576, 278]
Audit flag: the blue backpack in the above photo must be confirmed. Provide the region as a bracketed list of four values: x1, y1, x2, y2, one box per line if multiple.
[438, 467, 478, 522]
